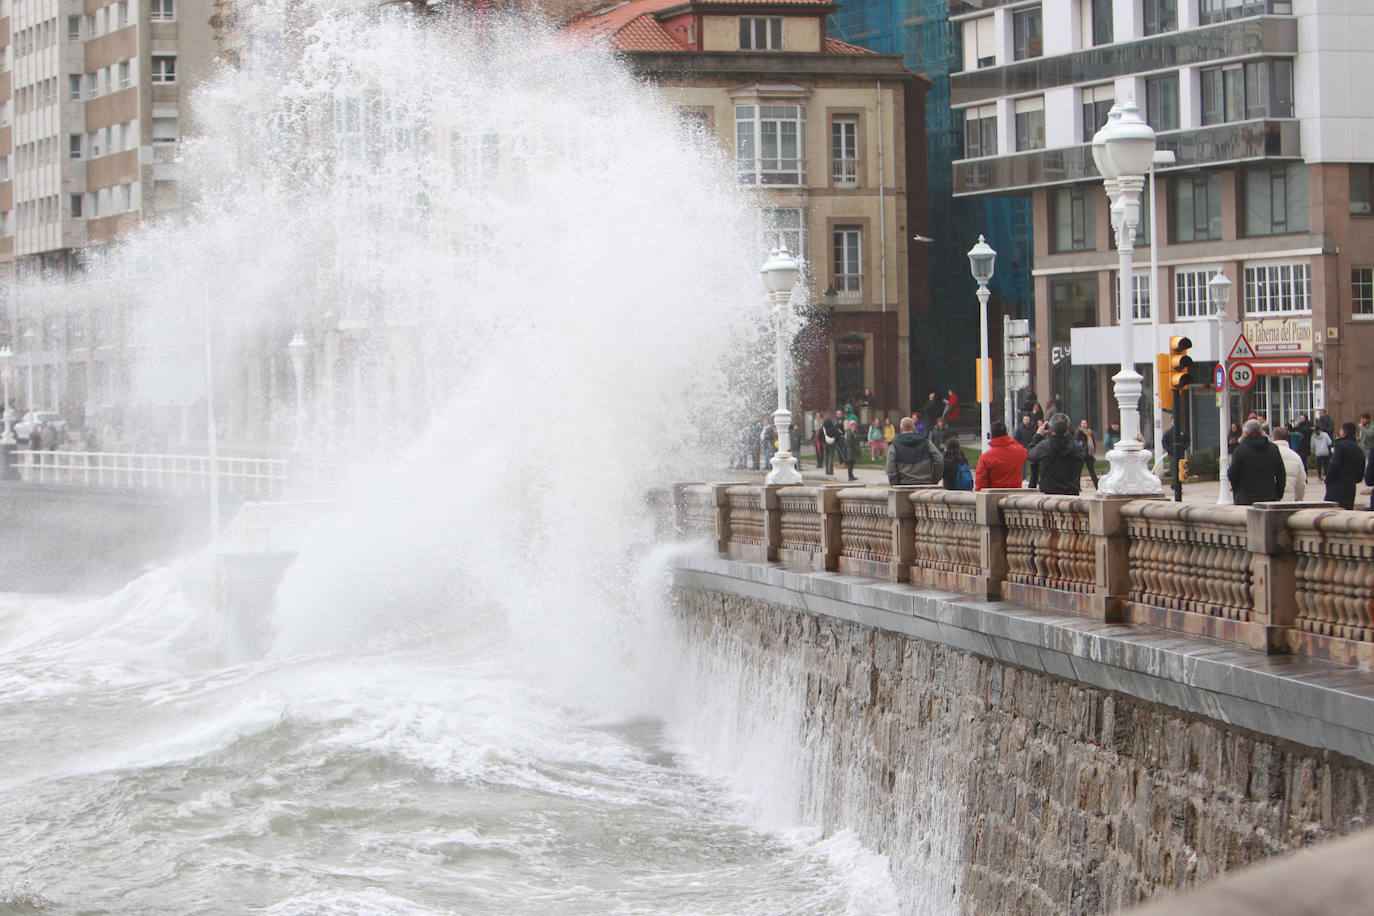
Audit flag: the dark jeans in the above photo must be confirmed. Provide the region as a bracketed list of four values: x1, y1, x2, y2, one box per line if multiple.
[824, 442, 836, 474]
[1316, 455, 1329, 480]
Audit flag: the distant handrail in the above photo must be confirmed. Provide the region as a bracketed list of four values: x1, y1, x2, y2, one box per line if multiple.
[8, 449, 353, 500]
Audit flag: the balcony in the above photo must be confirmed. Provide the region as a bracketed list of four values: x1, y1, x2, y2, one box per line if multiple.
[952, 119, 1300, 196]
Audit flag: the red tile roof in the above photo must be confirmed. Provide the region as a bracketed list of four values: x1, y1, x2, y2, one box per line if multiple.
[561, 0, 860, 53]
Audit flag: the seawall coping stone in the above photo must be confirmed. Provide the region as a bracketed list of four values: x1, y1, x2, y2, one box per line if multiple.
[674, 554, 1374, 767]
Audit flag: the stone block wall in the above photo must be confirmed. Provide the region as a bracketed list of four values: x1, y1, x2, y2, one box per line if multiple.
[672, 585, 1374, 915]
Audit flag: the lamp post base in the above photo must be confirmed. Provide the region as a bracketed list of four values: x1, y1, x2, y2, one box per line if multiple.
[1097, 444, 1164, 497]
[765, 452, 803, 486]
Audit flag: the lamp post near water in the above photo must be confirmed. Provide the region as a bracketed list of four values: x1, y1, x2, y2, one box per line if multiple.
[1092, 98, 1164, 497]
[0, 346, 12, 445]
[968, 235, 996, 452]
[1209, 271, 1234, 505]
[288, 330, 309, 449]
[761, 246, 803, 486]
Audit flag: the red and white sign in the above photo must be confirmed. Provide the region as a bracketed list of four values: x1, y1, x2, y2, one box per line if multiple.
[1227, 333, 1257, 361]
[1250, 359, 1311, 376]
[1229, 360, 1256, 390]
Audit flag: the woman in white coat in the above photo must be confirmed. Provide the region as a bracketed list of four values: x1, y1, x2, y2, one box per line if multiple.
[1270, 427, 1306, 502]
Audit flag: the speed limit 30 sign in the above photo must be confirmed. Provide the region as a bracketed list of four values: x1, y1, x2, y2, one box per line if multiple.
[1228, 360, 1256, 390]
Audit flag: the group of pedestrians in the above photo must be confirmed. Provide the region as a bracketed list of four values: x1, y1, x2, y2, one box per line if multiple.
[1229, 415, 1374, 510]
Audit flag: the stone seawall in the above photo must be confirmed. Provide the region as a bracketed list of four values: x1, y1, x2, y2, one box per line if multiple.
[671, 559, 1374, 915]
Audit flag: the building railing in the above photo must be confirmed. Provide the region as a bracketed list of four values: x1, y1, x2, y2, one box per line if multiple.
[674, 482, 1371, 671]
[9, 449, 353, 500]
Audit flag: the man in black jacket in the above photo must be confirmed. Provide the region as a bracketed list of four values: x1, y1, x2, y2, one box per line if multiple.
[1013, 414, 1036, 484]
[1027, 413, 1091, 495]
[1325, 421, 1365, 510]
[886, 416, 943, 485]
[1228, 419, 1285, 505]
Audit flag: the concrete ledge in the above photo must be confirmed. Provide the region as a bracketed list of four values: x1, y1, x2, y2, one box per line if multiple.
[673, 554, 1374, 767]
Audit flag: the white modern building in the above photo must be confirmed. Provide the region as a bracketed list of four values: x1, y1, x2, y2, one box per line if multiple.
[949, 0, 1374, 444]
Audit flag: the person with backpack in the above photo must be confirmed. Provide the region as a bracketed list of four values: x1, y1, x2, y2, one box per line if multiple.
[942, 439, 973, 490]
[886, 416, 942, 485]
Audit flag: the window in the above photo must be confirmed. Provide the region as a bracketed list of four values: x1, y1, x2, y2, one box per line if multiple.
[1114, 272, 1152, 321]
[69, 134, 80, 159]
[116, 1, 128, 28]
[70, 193, 82, 218]
[152, 115, 178, 143]
[1014, 97, 1044, 151]
[1244, 262, 1310, 315]
[1173, 172, 1222, 242]
[1353, 268, 1374, 317]
[763, 208, 805, 259]
[67, 15, 79, 40]
[1081, 85, 1113, 142]
[1352, 165, 1373, 216]
[1243, 163, 1308, 236]
[966, 15, 996, 69]
[1175, 268, 1221, 318]
[88, 129, 101, 158]
[964, 105, 997, 158]
[1202, 60, 1292, 124]
[150, 0, 176, 20]
[832, 116, 859, 188]
[1084, 0, 1112, 46]
[151, 55, 176, 83]
[736, 104, 803, 186]
[833, 226, 862, 301]
[1145, 74, 1179, 131]
[1051, 185, 1095, 252]
[1013, 7, 1043, 61]
[68, 312, 86, 348]
[1143, 0, 1177, 35]
[738, 17, 782, 50]
[1199, 0, 1293, 26]
[1252, 374, 1311, 430]
[119, 61, 131, 89]
[86, 72, 98, 99]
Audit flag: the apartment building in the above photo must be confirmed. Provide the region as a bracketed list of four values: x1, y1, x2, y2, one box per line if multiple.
[562, 0, 929, 416]
[949, 0, 1374, 444]
[0, 0, 214, 427]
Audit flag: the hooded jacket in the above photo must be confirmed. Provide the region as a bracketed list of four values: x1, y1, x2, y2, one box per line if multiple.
[1272, 439, 1306, 502]
[975, 434, 1028, 490]
[1026, 432, 1088, 495]
[886, 430, 942, 485]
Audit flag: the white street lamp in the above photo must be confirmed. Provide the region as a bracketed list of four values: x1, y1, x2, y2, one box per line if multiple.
[0, 346, 13, 445]
[22, 328, 35, 414]
[760, 246, 803, 486]
[1148, 148, 1176, 454]
[1093, 98, 1164, 496]
[968, 235, 996, 451]
[288, 330, 309, 449]
[1209, 271, 1234, 505]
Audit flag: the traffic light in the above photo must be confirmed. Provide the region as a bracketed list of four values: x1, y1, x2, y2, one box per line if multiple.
[1167, 335, 1194, 392]
[1156, 352, 1174, 409]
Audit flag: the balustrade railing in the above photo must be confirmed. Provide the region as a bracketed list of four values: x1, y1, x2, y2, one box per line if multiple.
[9, 450, 353, 500]
[674, 482, 1374, 671]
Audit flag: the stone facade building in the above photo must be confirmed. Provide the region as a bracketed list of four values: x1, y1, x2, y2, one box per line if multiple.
[950, 0, 1374, 445]
[561, 0, 930, 418]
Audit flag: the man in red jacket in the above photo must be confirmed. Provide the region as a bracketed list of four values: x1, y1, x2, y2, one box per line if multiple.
[974, 419, 1028, 490]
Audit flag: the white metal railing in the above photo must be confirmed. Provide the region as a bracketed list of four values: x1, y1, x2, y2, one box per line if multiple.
[9, 450, 353, 500]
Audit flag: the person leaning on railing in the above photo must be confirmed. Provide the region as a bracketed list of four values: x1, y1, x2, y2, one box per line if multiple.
[1026, 413, 1092, 496]
[975, 420, 1027, 490]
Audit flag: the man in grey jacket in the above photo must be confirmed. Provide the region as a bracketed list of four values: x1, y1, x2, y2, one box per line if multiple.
[886, 416, 943, 485]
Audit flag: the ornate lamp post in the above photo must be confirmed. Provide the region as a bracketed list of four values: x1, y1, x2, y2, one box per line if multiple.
[1209, 271, 1234, 505]
[761, 246, 803, 486]
[288, 330, 309, 448]
[1092, 99, 1164, 496]
[0, 346, 13, 445]
[968, 235, 996, 451]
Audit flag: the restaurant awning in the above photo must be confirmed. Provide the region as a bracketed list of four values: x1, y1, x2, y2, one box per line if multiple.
[1250, 358, 1311, 376]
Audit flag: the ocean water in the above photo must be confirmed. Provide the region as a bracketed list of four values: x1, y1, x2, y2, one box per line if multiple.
[0, 564, 901, 914]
